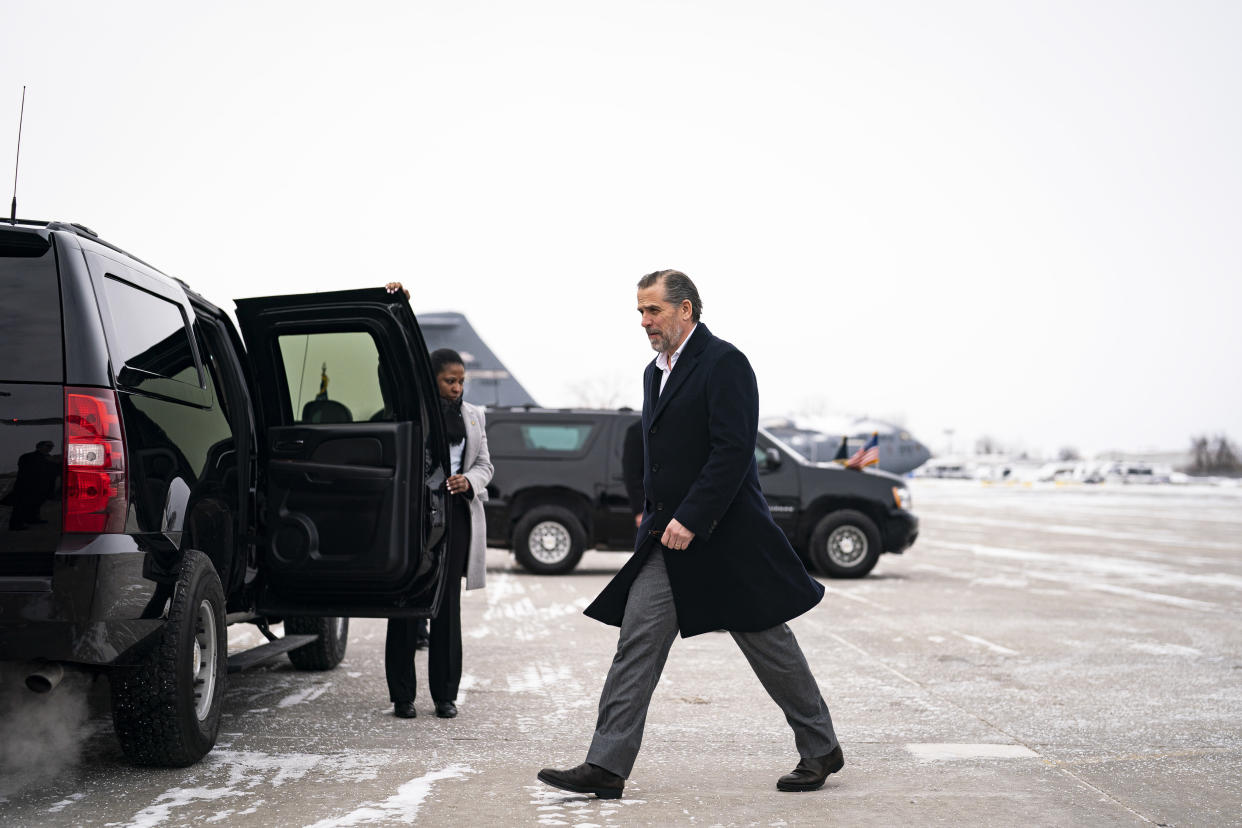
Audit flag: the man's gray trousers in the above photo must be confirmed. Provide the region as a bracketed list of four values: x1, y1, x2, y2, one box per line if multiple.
[586, 548, 839, 778]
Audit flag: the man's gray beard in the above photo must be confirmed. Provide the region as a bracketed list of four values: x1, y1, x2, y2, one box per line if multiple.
[651, 321, 684, 355]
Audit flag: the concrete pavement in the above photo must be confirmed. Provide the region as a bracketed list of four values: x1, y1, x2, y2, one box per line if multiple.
[2, 480, 1240, 826]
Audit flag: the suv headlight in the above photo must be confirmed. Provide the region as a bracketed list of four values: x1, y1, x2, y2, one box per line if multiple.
[893, 486, 912, 510]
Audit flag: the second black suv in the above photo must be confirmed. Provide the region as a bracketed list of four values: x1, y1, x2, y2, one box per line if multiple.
[0, 220, 453, 767]
[483, 408, 918, 577]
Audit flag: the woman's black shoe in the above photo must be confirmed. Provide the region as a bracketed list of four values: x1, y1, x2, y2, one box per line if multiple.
[394, 701, 417, 719]
[435, 701, 458, 718]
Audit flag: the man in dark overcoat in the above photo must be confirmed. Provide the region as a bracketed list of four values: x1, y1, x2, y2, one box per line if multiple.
[538, 270, 843, 799]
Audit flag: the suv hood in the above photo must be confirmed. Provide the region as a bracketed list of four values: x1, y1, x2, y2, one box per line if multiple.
[796, 460, 908, 503]
[811, 462, 906, 485]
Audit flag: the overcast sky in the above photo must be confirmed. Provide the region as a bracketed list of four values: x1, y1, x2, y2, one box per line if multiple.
[4, 1, 1239, 457]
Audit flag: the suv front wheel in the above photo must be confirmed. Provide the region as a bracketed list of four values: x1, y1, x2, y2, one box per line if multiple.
[809, 510, 881, 579]
[513, 505, 587, 574]
[110, 549, 227, 766]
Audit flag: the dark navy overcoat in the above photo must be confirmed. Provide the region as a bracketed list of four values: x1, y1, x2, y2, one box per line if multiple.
[584, 324, 825, 637]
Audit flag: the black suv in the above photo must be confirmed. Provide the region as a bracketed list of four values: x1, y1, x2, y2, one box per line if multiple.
[0, 220, 452, 766]
[483, 408, 918, 577]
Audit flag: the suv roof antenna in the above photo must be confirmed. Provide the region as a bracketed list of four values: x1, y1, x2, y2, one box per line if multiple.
[10, 86, 26, 225]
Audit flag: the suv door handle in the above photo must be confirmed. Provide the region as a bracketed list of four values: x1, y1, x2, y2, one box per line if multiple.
[274, 439, 305, 452]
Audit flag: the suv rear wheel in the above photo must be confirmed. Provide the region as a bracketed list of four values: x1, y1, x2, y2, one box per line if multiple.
[513, 505, 587, 574]
[110, 549, 227, 766]
[809, 510, 881, 579]
[285, 616, 349, 670]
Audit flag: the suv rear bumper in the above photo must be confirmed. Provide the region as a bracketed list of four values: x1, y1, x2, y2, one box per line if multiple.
[883, 510, 919, 554]
[0, 535, 168, 667]
[0, 615, 163, 665]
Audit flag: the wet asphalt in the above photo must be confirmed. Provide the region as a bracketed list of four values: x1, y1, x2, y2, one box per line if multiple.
[2, 479, 1240, 827]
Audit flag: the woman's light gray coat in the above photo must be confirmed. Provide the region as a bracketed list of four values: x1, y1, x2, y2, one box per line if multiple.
[458, 400, 494, 591]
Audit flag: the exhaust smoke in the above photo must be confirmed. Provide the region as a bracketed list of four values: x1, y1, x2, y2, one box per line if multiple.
[0, 663, 93, 798]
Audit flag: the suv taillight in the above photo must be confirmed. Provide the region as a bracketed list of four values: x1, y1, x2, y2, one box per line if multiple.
[63, 387, 128, 533]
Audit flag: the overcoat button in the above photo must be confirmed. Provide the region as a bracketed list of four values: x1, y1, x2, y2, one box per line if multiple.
[652, 463, 660, 472]
[656, 502, 664, 511]
[650, 426, 658, 435]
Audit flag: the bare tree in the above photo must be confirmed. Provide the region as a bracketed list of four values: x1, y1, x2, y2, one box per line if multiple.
[1188, 433, 1241, 474]
[1191, 435, 1212, 471]
[1214, 435, 1240, 471]
[1058, 446, 1081, 462]
[567, 373, 635, 410]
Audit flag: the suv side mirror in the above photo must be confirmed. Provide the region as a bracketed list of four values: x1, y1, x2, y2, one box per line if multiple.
[763, 447, 782, 471]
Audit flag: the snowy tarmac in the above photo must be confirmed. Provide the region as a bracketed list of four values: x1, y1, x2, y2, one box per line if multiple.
[3, 479, 1241, 826]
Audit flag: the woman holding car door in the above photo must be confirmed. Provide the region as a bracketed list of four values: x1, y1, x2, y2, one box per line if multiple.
[383, 282, 494, 719]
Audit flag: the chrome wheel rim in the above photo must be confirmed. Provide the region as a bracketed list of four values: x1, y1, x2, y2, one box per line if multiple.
[529, 521, 571, 564]
[827, 526, 868, 569]
[193, 599, 218, 720]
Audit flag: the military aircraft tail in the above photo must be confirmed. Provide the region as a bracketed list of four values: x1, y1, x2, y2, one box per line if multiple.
[416, 312, 537, 408]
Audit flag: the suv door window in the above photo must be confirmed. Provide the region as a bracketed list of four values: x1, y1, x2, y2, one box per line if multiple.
[276, 331, 390, 425]
[0, 231, 63, 383]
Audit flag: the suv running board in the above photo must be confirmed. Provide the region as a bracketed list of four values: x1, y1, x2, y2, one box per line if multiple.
[226, 634, 319, 673]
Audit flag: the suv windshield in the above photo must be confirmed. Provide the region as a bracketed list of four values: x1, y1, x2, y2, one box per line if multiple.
[758, 427, 809, 465]
[0, 232, 63, 382]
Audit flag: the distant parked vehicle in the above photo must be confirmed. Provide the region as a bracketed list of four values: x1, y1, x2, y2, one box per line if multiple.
[1036, 462, 1083, 482]
[913, 458, 975, 479]
[1084, 461, 1174, 485]
[482, 408, 918, 579]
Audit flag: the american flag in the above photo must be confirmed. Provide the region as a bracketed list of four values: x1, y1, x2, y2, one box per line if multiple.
[845, 431, 880, 469]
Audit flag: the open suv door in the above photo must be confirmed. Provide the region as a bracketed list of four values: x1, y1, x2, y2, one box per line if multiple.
[235, 288, 450, 619]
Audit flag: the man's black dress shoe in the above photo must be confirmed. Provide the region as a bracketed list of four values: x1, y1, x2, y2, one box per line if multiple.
[537, 763, 624, 799]
[394, 701, 417, 719]
[435, 701, 458, 719]
[777, 745, 844, 792]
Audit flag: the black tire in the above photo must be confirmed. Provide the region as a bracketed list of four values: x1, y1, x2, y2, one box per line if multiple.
[808, 509, 882, 579]
[285, 616, 349, 670]
[513, 505, 587, 574]
[110, 549, 227, 767]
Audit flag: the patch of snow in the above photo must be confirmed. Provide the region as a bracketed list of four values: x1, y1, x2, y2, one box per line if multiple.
[931, 513, 1241, 554]
[47, 792, 85, 813]
[304, 764, 475, 827]
[930, 540, 1223, 609]
[1129, 641, 1203, 657]
[907, 743, 1038, 760]
[114, 786, 246, 828]
[507, 663, 575, 694]
[820, 585, 890, 610]
[955, 632, 1019, 656]
[277, 682, 333, 708]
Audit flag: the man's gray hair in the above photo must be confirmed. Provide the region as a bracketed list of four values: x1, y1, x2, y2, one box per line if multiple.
[637, 269, 703, 322]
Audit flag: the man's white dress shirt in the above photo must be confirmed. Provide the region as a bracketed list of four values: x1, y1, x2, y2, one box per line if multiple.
[655, 323, 697, 396]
